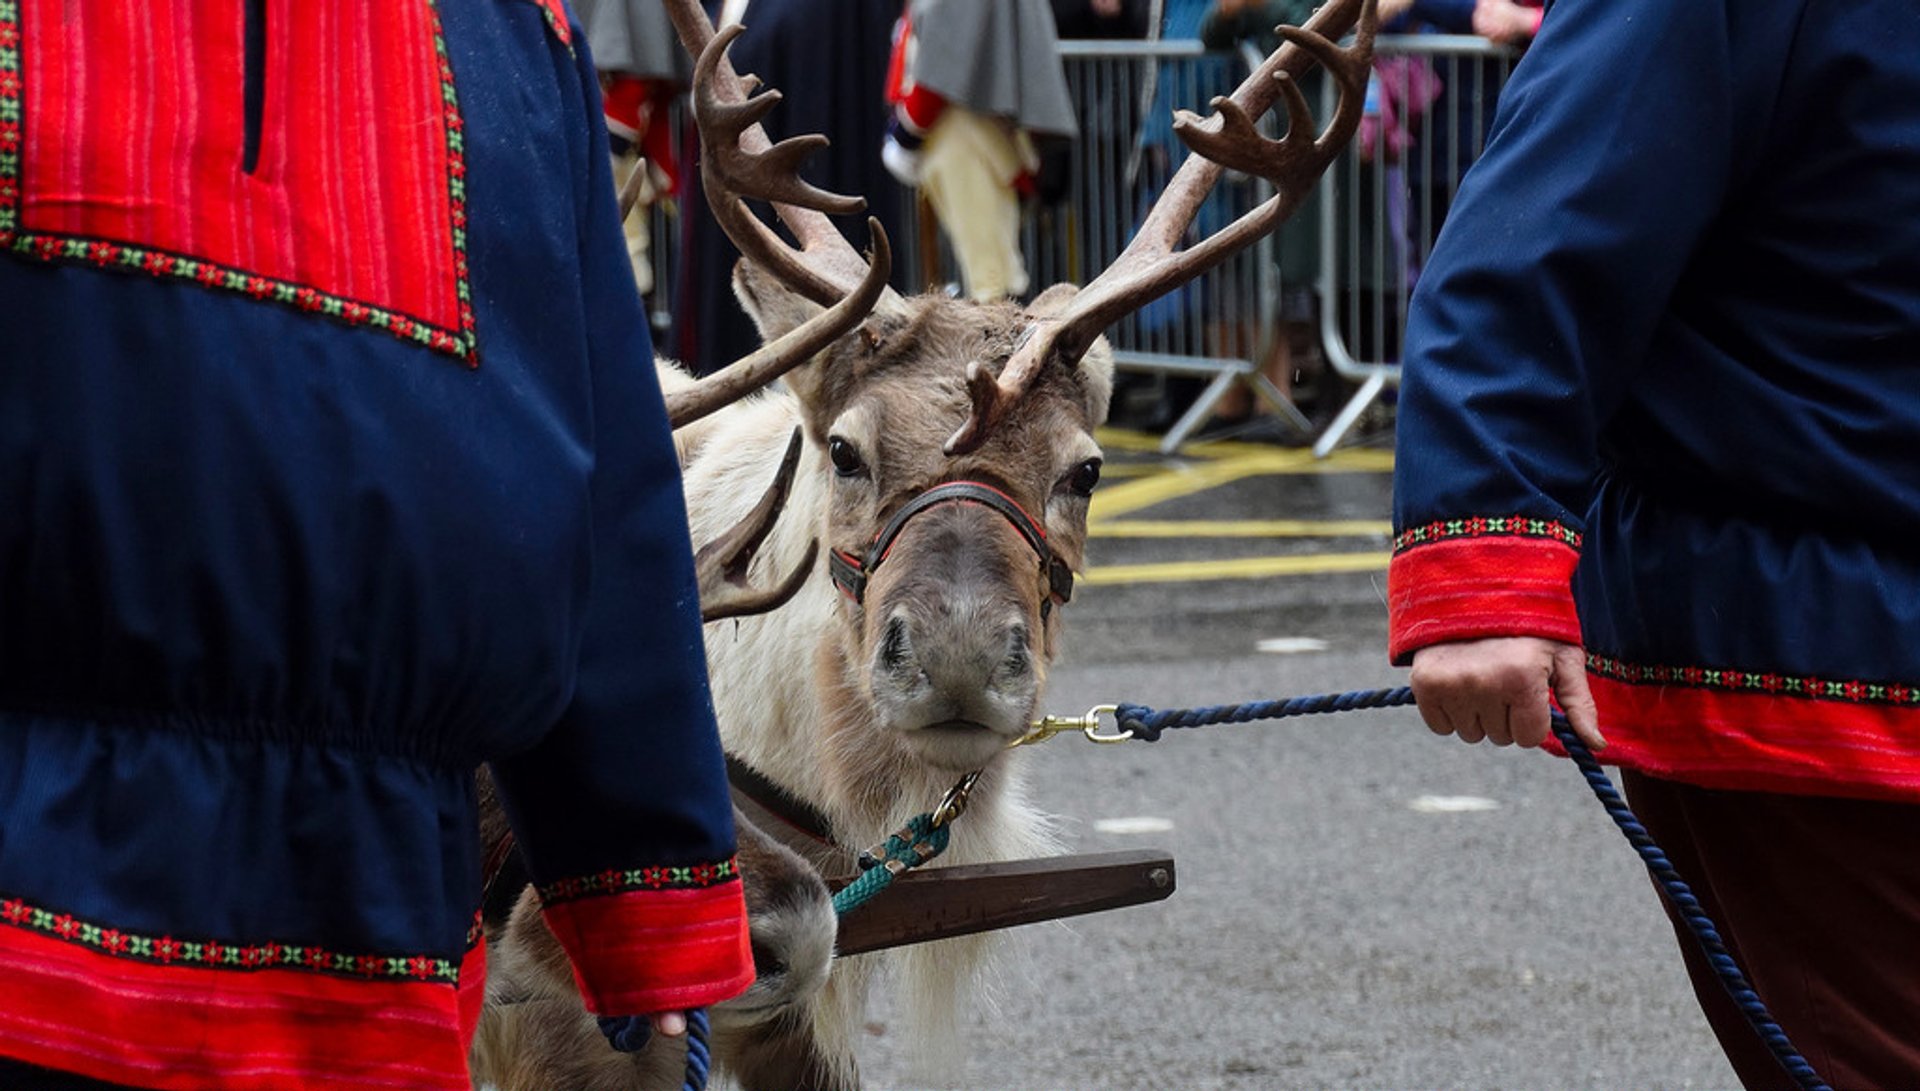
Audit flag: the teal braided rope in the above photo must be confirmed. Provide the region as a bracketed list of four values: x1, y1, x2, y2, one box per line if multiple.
[831, 813, 951, 916]
[1117, 685, 1830, 1091]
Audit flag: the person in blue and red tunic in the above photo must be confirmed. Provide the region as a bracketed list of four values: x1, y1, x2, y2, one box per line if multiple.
[0, 2, 751, 1089]
[1386, 0, 1920, 1086]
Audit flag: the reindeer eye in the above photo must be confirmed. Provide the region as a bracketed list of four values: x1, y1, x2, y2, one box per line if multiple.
[827, 436, 867, 478]
[1063, 458, 1102, 497]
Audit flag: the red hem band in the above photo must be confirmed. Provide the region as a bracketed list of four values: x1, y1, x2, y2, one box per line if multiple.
[541, 880, 754, 1017]
[1566, 673, 1920, 804]
[1387, 535, 1581, 664]
[0, 922, 471, 1091]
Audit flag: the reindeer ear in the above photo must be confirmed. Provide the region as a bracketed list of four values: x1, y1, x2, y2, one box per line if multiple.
[1079, 332, 1115, 426]
[1029, 284, 1114, 427]
[733, 258, 825, 342]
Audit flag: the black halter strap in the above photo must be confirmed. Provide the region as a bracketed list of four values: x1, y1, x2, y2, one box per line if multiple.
[827, 480, 1074, 618]
[726, 753, 838, 845]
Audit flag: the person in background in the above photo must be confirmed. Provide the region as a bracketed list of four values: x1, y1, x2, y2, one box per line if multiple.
[1198, 0, 1335, 424]
[0, 3, 751, 1088]
[1388, 0, 1920, 1085]
[575, 0, 690, 296]
[1050, 0, 1152, 39]
[1469, 0, 1541, 47]
[881, 0, 1078, 302]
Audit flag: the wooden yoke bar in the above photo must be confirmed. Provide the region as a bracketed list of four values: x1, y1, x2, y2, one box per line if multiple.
[832, 850, 1177, 957]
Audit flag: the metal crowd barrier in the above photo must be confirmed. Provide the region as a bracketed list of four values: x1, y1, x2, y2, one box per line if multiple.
[1313, 34, 1519, 456]
[903, 39, 1308, 454]
[636, 34, 1519, 456]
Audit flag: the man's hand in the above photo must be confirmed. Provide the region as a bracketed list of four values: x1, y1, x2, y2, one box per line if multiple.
[1408, 637, 1604, 751]
[1471, 0, 1539, 46]
[598, 1011, 692, 1053]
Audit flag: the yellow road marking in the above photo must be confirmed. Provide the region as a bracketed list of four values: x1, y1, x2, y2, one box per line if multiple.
[1182, 441, 1396, 469]
[1082, 430, 1397, 582]
[1083, 551, 1391, 585]
[1090, 449, 1392, 521]
[1090, 459, 1273, 519]
[1091, 518, 1392, 539]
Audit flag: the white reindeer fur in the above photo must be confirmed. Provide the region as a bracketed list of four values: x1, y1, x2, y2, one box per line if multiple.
[661, 362, 1060, 1087]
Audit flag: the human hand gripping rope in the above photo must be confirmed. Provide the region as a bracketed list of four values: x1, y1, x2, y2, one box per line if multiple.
[1012, 687, 1833, 1091]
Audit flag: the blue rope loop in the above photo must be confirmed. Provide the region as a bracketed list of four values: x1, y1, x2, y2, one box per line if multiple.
[1116, 685, 1830, 1091]
[594, 1008, 714, 1091]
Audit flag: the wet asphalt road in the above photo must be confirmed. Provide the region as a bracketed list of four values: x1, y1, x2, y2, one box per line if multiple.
[857, 427, 1741, 1091]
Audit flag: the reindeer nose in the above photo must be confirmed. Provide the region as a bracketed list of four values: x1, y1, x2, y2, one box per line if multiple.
[879, 614, 917, 679]
[997, 622, 1032, 683]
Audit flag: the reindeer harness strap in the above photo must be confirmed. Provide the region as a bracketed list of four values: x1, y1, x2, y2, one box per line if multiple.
[828, 480, 1074, 617]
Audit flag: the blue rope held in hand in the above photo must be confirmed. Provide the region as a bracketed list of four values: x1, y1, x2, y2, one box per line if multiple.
[1115, 685, 1831, 1091]
[596, 1007, 713, 1091]
[680, 1008, 712, 1091]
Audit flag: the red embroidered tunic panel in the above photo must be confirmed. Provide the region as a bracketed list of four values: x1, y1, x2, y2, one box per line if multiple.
[6, 0, 473, 360]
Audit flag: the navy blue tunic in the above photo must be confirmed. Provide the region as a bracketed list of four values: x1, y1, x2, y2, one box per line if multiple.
[1389, 0, 1920, 799]
[0, 2, 749, 1087]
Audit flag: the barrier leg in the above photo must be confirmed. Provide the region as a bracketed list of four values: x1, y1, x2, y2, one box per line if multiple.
[1312, 369, 1389, 458]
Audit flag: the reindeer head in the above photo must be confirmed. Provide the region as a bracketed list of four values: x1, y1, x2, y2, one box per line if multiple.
[660, 0, 1375, 771]
[737, 269, 1113, 770]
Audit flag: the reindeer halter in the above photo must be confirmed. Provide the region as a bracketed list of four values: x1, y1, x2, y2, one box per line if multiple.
[828, 481, 1074, 619]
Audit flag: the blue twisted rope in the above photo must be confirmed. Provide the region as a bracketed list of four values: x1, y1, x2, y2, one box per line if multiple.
[832, 812, 952, 916]
[595, 1006, 713, 1091]
[1117, 685, 1831, 1091]
[681, 1008, 712, 1091]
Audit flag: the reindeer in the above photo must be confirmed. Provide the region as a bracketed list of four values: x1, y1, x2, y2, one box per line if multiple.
[473, 0, 1375, 1086]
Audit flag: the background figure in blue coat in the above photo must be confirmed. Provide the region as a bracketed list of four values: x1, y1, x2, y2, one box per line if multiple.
[1386, 0, 1920, 1086]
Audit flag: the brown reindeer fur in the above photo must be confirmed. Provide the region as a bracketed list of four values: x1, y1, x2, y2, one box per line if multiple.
[470, 792, 839, 1091]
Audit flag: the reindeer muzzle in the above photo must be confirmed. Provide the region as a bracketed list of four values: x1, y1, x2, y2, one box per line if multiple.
[828, 481, 1074, 618]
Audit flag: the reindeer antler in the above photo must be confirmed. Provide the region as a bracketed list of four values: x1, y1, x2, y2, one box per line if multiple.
[662, 2, 904, 311]
[654, 5, 904, 429]
[665, 224, 891, 428]
[695, 428, 819, 622]
[944, 0, 1377, 456]
[644, 1, 901, 621]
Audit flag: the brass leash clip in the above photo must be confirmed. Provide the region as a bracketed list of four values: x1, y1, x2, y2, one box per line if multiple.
[1010, 704, 1133, 748]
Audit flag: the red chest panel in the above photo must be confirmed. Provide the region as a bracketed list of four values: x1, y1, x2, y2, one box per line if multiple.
[0, 0, 475, 363]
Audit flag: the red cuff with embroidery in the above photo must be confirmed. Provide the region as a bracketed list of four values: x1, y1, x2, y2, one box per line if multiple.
[539, 872, 754, 1016]
[1388, 530, 1582, 665]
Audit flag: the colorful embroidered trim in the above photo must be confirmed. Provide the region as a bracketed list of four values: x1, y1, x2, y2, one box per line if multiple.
[538, 856, 741, 906]
[0, 894, 467, 985]
[0, 3, 20, 219]
[1393, 515, 1582, 554]
[0, 0, 478, 366]
[1589, 653, 1920, 708]
[425, 0, 481, 362]
[525, 0, 576, 50]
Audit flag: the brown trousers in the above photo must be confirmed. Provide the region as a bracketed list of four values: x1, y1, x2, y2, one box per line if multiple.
[1622, 770, 1920, 1091]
